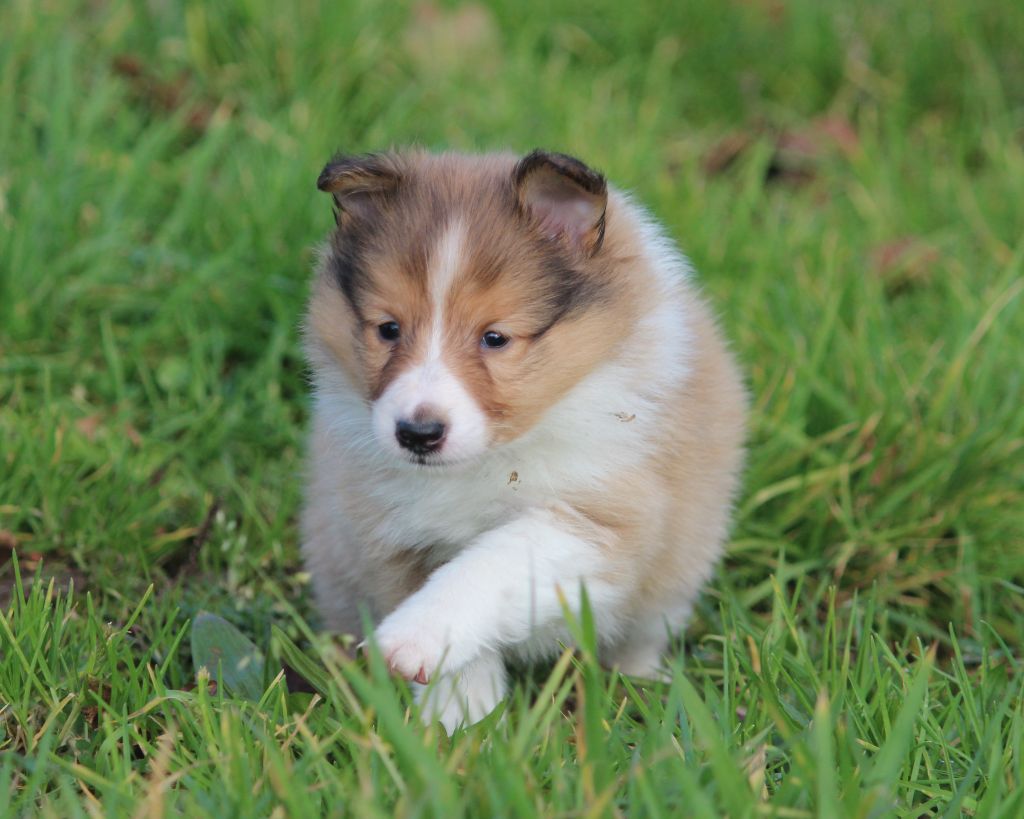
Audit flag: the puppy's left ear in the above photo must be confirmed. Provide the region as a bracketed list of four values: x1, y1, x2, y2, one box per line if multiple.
[317, 152, 403, 225]
[513, 150, 608, 255]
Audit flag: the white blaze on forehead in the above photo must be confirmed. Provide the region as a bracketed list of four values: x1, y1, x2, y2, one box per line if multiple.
[370, 218, 489, 463]
[427, 218, 467, 358]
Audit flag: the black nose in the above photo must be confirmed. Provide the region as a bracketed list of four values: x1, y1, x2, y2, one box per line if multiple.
[395, 419, 447, 455]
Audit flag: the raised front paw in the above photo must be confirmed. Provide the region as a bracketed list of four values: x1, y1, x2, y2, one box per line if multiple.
[373, 599, 478, 683]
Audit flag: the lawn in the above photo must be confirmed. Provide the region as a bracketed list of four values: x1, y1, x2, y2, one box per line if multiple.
[2, 0, 1023, 815]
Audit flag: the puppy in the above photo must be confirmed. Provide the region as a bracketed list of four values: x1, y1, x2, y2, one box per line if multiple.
[301, 149, 746, 731]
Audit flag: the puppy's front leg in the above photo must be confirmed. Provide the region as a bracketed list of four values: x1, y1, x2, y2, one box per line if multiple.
[374, 506, 625, 684]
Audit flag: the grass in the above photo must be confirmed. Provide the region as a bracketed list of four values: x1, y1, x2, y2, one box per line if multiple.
[2, 0, 1023, 814]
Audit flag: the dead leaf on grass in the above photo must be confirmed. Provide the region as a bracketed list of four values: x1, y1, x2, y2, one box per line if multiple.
[112, 53, 218, 132]
[75, 413, 104, 441]
[871, 236, 939, 296]
[124, 423, 142, 447]
[703, 115, 860, 186]
[702, 131, 755, 176]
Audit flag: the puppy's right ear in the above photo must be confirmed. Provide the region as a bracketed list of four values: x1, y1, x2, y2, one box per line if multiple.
[316, 153, 402, 225]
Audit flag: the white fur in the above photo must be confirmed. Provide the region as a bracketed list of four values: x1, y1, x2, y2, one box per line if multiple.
[428, 219, 465, 341]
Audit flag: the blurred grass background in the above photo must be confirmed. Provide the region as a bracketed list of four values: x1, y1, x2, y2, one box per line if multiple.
[1, 0, 1023, 814]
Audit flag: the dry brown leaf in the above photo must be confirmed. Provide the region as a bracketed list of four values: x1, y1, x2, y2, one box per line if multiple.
[112, 53, 216, 132]
[22, 551, 45, 570]
[0, 530, 17, 553]
[124, 423, 142, 447]
[75, 413, 103, 441]
[814, 115, 860, 156]
[703, 131, 755, 176]
[703, 115, 859, 184]
[871, 237, 939, 295]
[777, 115, 860, 162]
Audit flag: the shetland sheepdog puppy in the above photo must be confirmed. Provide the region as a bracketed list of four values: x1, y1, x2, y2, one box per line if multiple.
[301, 149, 746, 731]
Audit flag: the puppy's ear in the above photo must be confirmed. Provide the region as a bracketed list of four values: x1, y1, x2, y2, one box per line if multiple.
[317, 152, 402, 224]
[513, 150, 608, 255]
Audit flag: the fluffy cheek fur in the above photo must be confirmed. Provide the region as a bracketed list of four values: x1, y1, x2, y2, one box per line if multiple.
[306, 277, 366, 390]
[454, 306, 631, 444]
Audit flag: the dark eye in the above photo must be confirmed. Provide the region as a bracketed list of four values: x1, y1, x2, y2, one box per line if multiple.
[481, 330, 509, 349]
[378, 321, 401, 342]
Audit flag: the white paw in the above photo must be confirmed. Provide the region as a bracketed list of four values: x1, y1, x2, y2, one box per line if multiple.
[373, 598, 477, 683]
[415, 652, 507, 733]
[603, 638, 670, 681]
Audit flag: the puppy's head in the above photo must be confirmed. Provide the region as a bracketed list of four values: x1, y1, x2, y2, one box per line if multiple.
[307, 149, 633, 467]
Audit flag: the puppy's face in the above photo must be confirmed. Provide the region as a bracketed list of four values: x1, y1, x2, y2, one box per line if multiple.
[307, 150, 631, 467]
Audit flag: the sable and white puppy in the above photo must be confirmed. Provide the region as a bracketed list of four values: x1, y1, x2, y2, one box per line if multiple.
[302, 149, 746, 731]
